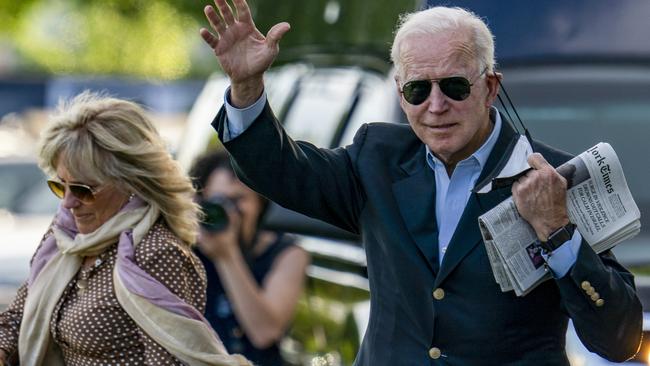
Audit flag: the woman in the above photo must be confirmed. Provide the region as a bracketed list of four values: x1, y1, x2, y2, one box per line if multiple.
[0, 92, 249, 366]
[190, 150, 309, 366]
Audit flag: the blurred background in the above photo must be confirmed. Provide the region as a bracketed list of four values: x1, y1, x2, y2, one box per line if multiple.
[0, 2, 418, 365]
[1, 0, 650, 365]
[0, 0, 414, 127]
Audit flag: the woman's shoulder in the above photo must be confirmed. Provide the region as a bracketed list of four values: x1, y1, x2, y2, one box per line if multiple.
[135, 220, 202, 272]
[134, 220, 207, 307]
[29, 224, 55, 266]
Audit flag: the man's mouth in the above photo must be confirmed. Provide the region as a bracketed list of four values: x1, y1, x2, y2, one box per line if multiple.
[427, 123, 457, 130]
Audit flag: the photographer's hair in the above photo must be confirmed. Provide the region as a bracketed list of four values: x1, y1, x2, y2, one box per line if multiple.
[390, 6, 496, 81]
[189, 149, 270, 221]
[189, 149, 235, 196]
[38, 91, 200, 244]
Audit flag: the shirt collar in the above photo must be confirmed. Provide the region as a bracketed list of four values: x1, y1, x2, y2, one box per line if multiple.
[426, 106, 502, 171]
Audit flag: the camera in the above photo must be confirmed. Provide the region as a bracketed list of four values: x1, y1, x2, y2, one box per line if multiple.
[199, 194, 236, 232]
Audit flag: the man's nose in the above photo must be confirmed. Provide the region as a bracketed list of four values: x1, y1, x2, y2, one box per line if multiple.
[427, 83, 449, 114]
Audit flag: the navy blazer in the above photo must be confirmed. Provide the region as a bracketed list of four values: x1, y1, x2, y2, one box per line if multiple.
[214, 103, 642, 366]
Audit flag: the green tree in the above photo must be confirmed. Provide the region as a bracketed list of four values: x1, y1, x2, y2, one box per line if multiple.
[0, 0, 39, 33]
[1, 0, 420, 79]
[10, 1, 199, 79]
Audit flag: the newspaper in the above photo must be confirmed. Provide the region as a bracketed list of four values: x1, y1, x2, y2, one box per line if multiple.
[479, 142, 641, 296]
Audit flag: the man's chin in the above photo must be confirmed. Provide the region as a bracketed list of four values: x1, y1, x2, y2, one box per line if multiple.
[426, 142, 459, 162]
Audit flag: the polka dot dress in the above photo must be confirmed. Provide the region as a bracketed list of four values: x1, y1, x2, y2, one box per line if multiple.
[0, 221, 207, 365]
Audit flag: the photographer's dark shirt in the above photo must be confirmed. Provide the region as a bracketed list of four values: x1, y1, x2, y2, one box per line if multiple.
[195, 234, 295, 366]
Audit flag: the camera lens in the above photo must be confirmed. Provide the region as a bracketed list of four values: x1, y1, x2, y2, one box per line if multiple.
[199, 195, 234, 232]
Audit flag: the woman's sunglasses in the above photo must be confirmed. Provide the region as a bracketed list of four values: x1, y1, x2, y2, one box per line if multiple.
[401, 68, 488, 105]
[47, 179, 105, 203]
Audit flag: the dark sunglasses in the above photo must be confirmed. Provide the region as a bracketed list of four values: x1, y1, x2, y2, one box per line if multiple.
[47, 179, 105, 203]
[401, 68, 488, 105]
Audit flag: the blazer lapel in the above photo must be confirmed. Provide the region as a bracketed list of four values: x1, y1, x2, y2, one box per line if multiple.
[392, 146, 439, 273]
[434, 186, 512, 286]
[435, 114, 520, 286]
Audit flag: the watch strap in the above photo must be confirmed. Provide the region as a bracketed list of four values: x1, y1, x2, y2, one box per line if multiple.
[540, 223, 576, 252]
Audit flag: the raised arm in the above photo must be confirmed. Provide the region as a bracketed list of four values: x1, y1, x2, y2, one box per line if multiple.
[200, 0, 290, 107]
[202, 0, 365, 233]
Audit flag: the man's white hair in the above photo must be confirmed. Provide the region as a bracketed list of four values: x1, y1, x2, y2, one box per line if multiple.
[391, 6, 495, 81]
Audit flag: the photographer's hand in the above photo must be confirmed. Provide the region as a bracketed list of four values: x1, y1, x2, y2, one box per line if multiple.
[198, 208, 242, 261]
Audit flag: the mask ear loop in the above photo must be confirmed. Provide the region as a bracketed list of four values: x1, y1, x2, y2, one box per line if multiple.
[475, 70, 537, 212]
[494, 71, 536, 153]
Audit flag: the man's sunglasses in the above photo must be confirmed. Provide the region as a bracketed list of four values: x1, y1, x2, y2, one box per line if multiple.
[401, 68, 488, 105]
[47, 179, 105, 203]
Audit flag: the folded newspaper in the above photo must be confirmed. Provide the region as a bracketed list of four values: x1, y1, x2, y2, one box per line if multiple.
[478, 142, 641, 296]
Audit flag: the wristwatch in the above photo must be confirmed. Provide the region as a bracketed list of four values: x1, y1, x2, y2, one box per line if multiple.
[539, 222, 576, 253]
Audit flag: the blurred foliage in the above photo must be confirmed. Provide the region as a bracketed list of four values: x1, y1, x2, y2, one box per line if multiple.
[288, 276, 369, 364]
[249, 0, 421, 64]
[631, 266, 650, 276]
[0, 0, 420, 79]
[7, 1, 200, 79]
[0, 0, 38, 32]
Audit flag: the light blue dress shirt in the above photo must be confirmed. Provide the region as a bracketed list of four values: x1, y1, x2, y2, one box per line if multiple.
[221, 87, 267, 142]
[426, 110, 501, 264]
[221, 90, 581, 278]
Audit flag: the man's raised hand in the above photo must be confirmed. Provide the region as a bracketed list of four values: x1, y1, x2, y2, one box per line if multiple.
[200, 0, 290, 107]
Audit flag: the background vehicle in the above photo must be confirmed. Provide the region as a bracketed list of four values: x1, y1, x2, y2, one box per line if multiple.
[0, 154, 58, 308]
[180, 1, 650, 365]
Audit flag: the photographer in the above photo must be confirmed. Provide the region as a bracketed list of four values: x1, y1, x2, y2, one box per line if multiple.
[190, 150, 310, 366]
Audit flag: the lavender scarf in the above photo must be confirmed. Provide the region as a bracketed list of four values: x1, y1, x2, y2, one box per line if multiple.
[19, 198, 249, 366]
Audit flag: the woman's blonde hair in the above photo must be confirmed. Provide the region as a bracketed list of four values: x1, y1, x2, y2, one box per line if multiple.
[38, 91, 199, 244]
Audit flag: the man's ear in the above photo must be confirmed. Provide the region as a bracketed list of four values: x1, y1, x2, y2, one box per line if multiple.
[394, 75, 402, 94]
[485, 71, 503, 108]
[395, 76, 406, 109]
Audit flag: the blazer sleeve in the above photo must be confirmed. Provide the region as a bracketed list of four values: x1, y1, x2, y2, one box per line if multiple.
[535, 141, 643, 361]
[556, 240, 642, 361]
[212, 102, 366, 235]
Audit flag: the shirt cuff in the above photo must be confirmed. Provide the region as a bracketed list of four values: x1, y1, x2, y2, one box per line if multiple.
[222, 86, 267, 142]
[543, 230, 582, 279]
